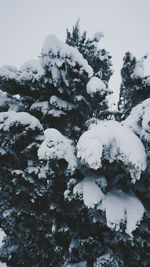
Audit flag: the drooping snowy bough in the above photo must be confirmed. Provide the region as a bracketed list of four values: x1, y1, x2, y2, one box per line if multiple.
[104, 189, 144, 236]
[0, 111, 43, 132]
[77, 120, 146, 183]
[38, 128, 77, 173]
[71, 175, 144, 236]
[73, 175, 106, 209]
[0, 59, 44, 83]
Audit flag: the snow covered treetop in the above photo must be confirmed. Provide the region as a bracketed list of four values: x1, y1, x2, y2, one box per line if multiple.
[123, 98, 150, 142]
[0, 65, 18, 80]
[19, 59, 44, 81]
[0, 60, 44, 83]
[131, 54, 148, 79]
[77, 120, 146, 183]
[0, 111, 43, 132]
[92, 31, 104, 41]
[41, 34, 93, 77]
[38, 128, 77, 173]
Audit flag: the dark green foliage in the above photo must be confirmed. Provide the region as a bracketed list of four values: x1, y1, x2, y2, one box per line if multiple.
[66, 20, 113, 86]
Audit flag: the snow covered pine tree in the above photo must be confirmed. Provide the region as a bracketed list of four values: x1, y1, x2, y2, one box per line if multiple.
[118, 52, 150, 120]
[0, 22, 149, 266]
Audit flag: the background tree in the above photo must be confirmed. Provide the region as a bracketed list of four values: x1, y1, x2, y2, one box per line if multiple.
[66, 19, 113, 86]
[118, 52, 150, 120]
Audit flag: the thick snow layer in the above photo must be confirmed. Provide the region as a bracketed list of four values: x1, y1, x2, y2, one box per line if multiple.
[41, 34, 93, 78]
[0, 65, 18, 80]
[123, 98, 150, 142]
[0, 111, 43, 131]
[86, 76, 107, 96]
[38, 129, 77, 173]
[0, 60, 44, 83]
[19, 59, 44, 81]
[105, 189, 144, 236]
[85, 117, 101, 130]
[72, 178, 144, 235]
[20, 59, 43, 74]
[132, 57, 145, 79]
[77, 121, 146, 182]
[50, 95, 75, 111]
[73, 176, 105, 208]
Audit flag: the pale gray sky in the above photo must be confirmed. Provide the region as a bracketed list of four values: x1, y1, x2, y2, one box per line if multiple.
[0, 0, 150, 101]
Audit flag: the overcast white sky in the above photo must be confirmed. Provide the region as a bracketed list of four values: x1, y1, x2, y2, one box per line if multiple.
[0, 0, 150, 101]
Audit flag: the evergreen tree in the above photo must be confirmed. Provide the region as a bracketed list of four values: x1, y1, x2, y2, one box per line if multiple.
[0, 22, 150, 267]
[66, 20, 113, 86]
[118, 52, 150, 119]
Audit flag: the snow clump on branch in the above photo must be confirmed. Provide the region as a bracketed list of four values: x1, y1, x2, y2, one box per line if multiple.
[38, 128, 77, 173]
[77, 120, 146, 183]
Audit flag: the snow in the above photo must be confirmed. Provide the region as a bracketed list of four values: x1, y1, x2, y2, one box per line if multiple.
[19, 59, 44, 81]
[85, 117, 101, 130]
[30, 101, 50, 115]
[0, 90, 8, 108]
[50, 95, 75, 111]
[77, 120, 146, 183]
[0, 262, 6, 266]
[132, 57, 145, 79]
[88, 31, 104, 49]
[0, 111, 43, 131]
[69, 239, 79, 253]
[48, 109, 66, 117]
[41, 34, 93, 78]
[86, 76, 107, 96]
[0, 229, 7, 267]
[38, 128, 77, 173]
[20, 59, 43, 74]
[0, 65, 17, 80]
[0, 148, 6, 155]
[105, 189, 145, 236]
[123, 98, 150, 142]
[0, 60, 44, 82]
[145, 75, 150, 86]
[93, 31, 104, 41]
[73, 177, 144, 236]
[0, 229, 5, 247]
[98, 50, 110, 61]
[73, 176, 105, 208]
